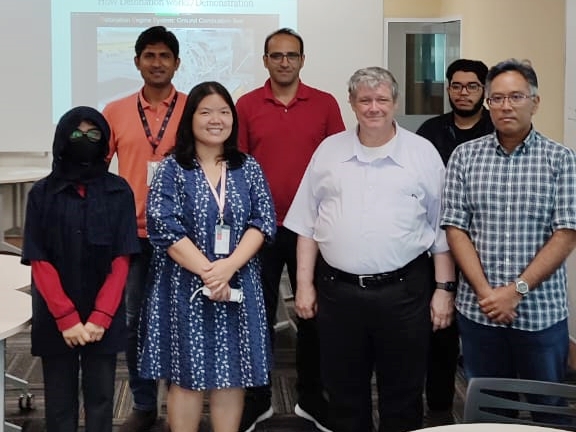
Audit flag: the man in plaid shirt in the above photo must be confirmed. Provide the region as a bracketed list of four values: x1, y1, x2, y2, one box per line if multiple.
[441, 59, 576, 407]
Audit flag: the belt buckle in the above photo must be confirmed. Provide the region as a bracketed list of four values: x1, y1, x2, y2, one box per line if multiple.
[358, 275, 371, 288]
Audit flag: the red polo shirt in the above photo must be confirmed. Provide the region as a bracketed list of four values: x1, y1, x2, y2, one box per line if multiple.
[236, 80, 345, 225]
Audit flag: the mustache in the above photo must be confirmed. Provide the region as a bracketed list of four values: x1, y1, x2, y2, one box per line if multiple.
[449, 97, 485, 118]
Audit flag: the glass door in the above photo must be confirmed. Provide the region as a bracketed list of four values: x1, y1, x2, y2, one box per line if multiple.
[385, 20, 461, 132]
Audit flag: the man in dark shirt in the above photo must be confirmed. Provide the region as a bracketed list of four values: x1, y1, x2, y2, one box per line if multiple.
[416, 58, 493, 424]
[418, 59, 493, 165]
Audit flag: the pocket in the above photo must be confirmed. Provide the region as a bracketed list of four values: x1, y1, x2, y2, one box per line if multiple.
[314, 258, 338, 302]
[523, 191, 553, 223]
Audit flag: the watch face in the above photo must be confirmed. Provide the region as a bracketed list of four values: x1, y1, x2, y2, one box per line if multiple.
[516, 280, 529, 294]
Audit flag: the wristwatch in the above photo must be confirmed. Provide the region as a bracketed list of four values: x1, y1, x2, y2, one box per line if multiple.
[436, 281, 457, 292]
[515, 278, 529, 296]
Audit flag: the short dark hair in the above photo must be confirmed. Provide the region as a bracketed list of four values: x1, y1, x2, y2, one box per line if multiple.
[174, 82, 246, 170]
[264, 28, 304, 55]
[446, 59, 489, 85]
[135, 26, 179, 59]
[485, 58, 539, 95]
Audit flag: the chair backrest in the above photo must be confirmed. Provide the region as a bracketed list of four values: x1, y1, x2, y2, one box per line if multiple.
[463, 377, 576, 431]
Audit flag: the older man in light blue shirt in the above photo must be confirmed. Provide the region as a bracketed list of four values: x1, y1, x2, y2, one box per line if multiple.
[283, 66, 456, 432]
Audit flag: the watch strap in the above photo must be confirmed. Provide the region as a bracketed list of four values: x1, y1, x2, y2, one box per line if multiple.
[436, 281, 457, 292]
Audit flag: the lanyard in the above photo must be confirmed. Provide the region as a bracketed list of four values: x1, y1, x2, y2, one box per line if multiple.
[202, 163, 227, 225]
[137, 93, 178, 154]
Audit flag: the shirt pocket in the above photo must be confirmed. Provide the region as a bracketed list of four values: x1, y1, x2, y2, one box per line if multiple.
[522, 184, 554, 223]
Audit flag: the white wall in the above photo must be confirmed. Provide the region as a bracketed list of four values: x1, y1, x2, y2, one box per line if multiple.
[565, 0, 576, 343]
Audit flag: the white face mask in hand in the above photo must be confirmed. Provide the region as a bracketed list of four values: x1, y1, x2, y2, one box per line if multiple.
[189, 286, 244, 303]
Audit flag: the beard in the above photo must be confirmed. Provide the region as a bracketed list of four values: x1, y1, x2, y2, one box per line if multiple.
[449, 97, 485, 118]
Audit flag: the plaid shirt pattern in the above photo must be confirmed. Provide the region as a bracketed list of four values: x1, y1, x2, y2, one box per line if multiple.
[441, 129, 576, 331]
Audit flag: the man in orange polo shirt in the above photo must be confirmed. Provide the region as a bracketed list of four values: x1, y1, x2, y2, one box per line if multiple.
[103, 26, 187, 432]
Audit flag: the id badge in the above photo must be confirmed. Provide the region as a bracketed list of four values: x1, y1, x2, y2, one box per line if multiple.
[214, 224, 231, 255]
[147, 161, 160, 186]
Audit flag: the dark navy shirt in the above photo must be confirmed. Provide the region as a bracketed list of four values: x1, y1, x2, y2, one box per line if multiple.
[416, 108, 494, 166]
[22, 172, 140, 356]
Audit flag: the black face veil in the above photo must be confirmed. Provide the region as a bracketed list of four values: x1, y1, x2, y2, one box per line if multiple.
[51, 106, 111, 181]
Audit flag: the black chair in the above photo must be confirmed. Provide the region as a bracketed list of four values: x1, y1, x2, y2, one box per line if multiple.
[463, 377, 576, 430]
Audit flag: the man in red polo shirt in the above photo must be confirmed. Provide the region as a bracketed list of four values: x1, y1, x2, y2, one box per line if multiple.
[103, 26, 187, 432]
[236, 27, 345, 432]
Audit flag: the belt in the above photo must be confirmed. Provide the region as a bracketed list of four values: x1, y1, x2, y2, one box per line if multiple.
[331, 252, 429, 288]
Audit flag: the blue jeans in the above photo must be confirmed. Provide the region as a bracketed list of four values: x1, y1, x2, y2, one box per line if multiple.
[458, 313, 569, 423]
[126, 237, 157, 412]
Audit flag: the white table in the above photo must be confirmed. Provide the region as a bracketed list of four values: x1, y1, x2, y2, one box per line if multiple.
[417, 423, 571, 432]
[0, 196, 18, 256]
[0, 166, 50, 254]
[0, 290, 32, 432]
[0, 256, 30, 292]
[0, 255, 32, 431]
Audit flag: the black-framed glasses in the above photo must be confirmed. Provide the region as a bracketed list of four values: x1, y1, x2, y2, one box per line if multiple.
[70, 128, 102, 143]
[486, 93, 535, 107]
[448, 82, 483, 93]
[266, 51, 301, 63]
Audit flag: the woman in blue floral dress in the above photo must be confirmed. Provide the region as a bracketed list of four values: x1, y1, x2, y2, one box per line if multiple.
[139, 81, 276, 432]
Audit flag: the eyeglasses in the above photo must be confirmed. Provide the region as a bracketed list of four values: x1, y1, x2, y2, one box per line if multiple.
[486, 93, 535, 107]
[70, 128, 102, 143]
[448, 82, 483, 93]
[266, 52, 301, 63]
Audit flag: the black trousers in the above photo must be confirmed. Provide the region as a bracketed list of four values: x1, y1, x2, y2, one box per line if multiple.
[247, 226, 322, 401]
[316, 255, 432, 432]
[125, 238, 157, 411]
[42, 352, 117, 432]
[426, 317, 459, 411]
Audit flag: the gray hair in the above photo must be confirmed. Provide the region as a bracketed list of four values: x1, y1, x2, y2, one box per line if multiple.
[485, 58, 539, 96]
[348, 67, 399, 101]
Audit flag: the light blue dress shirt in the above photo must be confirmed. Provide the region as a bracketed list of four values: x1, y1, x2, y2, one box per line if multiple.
[284, 125, 448, 275]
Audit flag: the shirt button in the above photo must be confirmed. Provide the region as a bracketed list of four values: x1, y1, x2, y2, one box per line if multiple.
[76, 230, 82, 234]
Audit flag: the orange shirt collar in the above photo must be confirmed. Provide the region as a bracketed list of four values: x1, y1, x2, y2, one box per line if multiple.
[138, 85, 177, 109]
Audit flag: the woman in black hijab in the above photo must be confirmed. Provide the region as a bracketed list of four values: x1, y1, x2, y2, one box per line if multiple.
[21, 106, 140, 432]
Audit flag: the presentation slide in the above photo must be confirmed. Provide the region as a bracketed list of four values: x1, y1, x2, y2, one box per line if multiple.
[52, 0, 297, 122]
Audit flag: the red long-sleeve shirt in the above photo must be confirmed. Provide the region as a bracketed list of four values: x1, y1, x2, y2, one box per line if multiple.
[31, 256, 129, 331]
